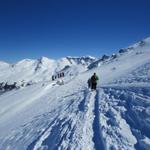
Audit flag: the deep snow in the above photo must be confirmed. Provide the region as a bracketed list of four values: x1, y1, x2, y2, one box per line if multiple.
[0, 37, 150, 150]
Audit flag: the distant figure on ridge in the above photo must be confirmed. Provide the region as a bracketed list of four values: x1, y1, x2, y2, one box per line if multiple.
[52, 75, 55, 81]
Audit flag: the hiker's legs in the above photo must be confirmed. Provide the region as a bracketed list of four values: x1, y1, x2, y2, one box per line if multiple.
[88, 83, 90, 88]
[91, 83, 94, 89]
[93, 83, 97, 90]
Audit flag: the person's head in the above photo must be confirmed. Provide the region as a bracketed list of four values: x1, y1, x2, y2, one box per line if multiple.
[93, 72, 96, 76]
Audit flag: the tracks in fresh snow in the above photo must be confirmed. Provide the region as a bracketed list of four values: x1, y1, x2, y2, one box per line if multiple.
[92, 90, 105, 150]
[99, 86, 150, 150]
[26, 89, 101, 150]
[28, 89, 101, 150]
[0, 89, 105, 150]
[0, 86, 149, 150]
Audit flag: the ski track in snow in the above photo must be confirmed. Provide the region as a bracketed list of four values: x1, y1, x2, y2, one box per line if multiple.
[92, 90, 105, 150]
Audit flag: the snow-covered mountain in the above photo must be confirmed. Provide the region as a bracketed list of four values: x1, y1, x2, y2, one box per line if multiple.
[88, 37, 150, 69]
[0, 61, 9, 68]
[0, 56, 96, 83]
[66, 56, 96, 65]
[0, 37, 150, 150]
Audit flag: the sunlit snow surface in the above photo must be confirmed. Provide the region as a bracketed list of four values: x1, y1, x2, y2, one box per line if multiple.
[0, 38, 150, 150]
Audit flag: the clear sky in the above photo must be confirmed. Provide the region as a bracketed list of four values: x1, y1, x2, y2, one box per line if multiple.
[0, 0, 150, 63]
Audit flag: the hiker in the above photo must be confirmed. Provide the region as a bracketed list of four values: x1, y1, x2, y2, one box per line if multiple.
[60, 73, 62, 78]
[91, 73, 99, 90]
[52, 75, 55, 81]
[58, 73, 60, 78]
[62, 72, 64, 77]
[87, 78, 91, 89]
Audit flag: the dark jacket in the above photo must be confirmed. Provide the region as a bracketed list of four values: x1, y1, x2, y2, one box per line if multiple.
[91, 75, 99, 84]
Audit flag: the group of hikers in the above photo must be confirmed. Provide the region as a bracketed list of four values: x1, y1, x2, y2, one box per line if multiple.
[0, 72, 99, 92]
[51, 72, 99, 90]
[87, 73, 99, 90]
[52, 72, 65, 81]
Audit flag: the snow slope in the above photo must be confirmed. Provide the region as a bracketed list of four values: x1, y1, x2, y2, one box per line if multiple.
[0, 37, 150, 150]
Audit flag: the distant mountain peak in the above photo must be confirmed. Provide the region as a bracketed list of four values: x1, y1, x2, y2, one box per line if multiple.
[66, 55, 97, 66]
[0, 61, 9, 67]
[66, 55, 96, 60]
[88, 36, 150, 69]
[127, 36, 150, 49]
[15, 59, 35, 67]
[38, 56, 54, 63]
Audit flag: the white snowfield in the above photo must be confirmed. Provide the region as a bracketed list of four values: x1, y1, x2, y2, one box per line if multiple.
[0, 37, 150, 150]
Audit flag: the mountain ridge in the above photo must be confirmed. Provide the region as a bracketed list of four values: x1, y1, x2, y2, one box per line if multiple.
[0, 37, 150, 83]
[1, 37, 150, 65]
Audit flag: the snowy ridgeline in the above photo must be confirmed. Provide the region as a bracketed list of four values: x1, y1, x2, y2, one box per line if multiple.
[0, 56, 96, 84]
[0, 37, 150, 150]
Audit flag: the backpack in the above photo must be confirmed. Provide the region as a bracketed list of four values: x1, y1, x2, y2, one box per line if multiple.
[91, 75, 97, 83]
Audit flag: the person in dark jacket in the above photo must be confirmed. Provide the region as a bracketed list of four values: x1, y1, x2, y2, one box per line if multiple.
[91, 73, 99, 90]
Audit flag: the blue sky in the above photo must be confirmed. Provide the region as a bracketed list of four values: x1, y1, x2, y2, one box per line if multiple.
[0, 0, 150, 63]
